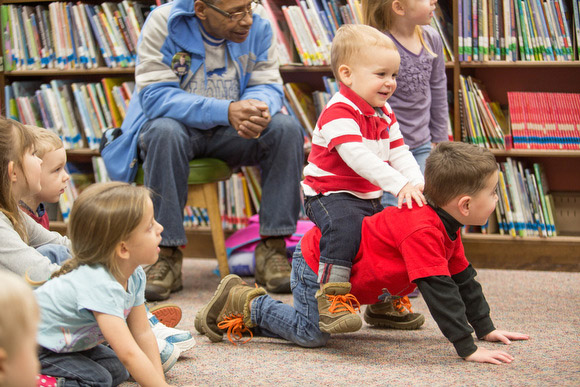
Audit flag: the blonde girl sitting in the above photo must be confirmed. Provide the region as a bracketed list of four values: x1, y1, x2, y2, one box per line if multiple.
[34, 182, 172, 386]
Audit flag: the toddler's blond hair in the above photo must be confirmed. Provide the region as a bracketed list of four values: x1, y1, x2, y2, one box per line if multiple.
[25, 125, 63, 159]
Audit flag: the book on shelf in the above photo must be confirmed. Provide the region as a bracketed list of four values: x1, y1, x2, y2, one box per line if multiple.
[283, 82, 318, 138]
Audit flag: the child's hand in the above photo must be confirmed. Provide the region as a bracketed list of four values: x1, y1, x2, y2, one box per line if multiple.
[464, 347, 514, 364]
[397, 183, 427, 209]
[482, 329, 530, 344]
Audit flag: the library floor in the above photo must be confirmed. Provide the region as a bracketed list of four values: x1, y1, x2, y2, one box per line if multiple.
[121, 257, 580, 386]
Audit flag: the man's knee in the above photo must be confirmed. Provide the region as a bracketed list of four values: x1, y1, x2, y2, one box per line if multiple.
[141, 117, 188, 147]
[269, 114, 304, 146]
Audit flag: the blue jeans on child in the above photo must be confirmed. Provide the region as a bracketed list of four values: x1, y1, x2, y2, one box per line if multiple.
[381, 141, 432, 207]
[38, 344, 129, 386]
[138, 113, 304, 246]
[36, 244, 71, 265]
[304, 193, 382, 271]
[250, 241, 329, 347]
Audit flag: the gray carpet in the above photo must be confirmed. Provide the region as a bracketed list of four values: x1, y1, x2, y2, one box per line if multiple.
[124, 258, 580, 386]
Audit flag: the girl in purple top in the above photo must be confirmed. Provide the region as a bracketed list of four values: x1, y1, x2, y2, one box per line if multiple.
[362, 0, 450, 207]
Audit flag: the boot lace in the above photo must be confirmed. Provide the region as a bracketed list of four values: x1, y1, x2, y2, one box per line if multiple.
[217, 314, 253, 345]
[147, 256, 172, 281]
[393, 296, 414, 313]
[327, 293, 361, 314]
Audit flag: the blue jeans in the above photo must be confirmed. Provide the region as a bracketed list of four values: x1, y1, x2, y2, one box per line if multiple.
[251, 241, 330, 347]
[39, 344, 129, 386]
[304, 193, 382, 268]
[139, 113, 304, 246]
[382, 141, 432, 207]
[36, 244, 71, 265]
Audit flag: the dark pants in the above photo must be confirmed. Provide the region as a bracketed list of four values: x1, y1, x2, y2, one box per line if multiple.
[304, 193, 383, 269]
[39, 344, 129, 387]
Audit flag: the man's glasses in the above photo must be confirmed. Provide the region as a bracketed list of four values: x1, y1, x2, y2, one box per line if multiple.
[201, 0, 260, 22]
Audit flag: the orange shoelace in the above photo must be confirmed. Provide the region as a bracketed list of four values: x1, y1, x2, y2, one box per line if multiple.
[393, 296, 414, 313]
[327, 293, 361, 314]
[217, 314, 253, 345]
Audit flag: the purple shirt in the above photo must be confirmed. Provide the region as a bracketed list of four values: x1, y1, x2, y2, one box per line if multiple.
[386, 26, 449, 149]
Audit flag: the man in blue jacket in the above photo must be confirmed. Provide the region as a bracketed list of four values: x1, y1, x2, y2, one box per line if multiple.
[101, 0, 304, 300]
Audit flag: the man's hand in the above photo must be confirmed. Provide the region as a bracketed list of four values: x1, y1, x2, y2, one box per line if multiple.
[228, 99, 271, 139]
[464, 347, 514, 365]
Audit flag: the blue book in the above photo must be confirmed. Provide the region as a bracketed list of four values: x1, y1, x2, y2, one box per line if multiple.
[83, 4, 112, 68]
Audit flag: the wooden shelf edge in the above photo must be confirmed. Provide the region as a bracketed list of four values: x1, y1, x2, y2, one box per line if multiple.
[462, 233, 580, 243]
[489, 149, 580, 158]
[4, 68, 135, 76]
[460, 61, 580, 68]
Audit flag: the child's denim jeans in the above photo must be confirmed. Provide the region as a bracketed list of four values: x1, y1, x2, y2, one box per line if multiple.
[251, 241, 330, 347]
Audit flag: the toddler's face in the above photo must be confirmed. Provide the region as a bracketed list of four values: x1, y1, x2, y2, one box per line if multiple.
[344, 48, 400, 108]
[1, 325, 40, 387]
[466, 171, 499, 226]
[39, 148, 70, 204]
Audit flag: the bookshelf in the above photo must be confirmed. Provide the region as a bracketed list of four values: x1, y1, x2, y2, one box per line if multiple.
[2, 0, 579, 269]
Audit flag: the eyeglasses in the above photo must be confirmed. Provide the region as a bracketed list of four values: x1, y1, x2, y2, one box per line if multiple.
[201, 0, 260, 22]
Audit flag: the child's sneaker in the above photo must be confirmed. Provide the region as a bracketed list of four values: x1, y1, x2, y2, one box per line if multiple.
[215, 281, 267, 345]
[157, 337, 180, 373]
[363, 296, 425, 330]
[315, 282, 362, 334]
[195, 274, 245, 342]
[149, 313, 195, 352]
[149, 303, 182, 328]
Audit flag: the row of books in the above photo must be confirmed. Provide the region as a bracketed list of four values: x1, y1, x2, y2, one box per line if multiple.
[493, 159, 557, 237]
[458, 76, 580, 150]
[4, 78, 134, 150]
[458, 0, 580, 61]
[218, 167, 262, 230]
[182, 206, 210, 228]
[1, 1, 153, 71]
[263, 0, 453, 66]
[508, 91, 580, 149]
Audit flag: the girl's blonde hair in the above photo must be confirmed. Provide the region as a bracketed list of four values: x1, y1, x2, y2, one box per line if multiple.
[26, 125, 63, 159]
[330, 24, 398, 82]
[0, 271, 39, 357]
[50, 182, 152, 280]
[0, 118, 37, 242]
[362, 0, 437, 57]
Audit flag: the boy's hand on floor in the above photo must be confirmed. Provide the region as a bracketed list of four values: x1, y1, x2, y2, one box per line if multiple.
[464, 347, 514, 364]
[482, 329, 530, 345]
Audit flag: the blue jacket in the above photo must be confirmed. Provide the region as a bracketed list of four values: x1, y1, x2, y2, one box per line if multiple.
[101, 0, 284, 182]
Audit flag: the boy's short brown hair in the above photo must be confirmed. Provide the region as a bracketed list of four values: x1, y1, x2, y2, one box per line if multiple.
[26, 125, 63, 159]
[330, 24, 397, 82]
[424, 142, 497, 207]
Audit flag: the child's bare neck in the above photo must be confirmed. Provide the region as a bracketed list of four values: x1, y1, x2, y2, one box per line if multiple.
[389, 23, 422, 55]
[19, 195, 41, 214]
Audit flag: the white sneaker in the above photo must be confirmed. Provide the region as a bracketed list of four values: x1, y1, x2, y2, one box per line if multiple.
[157, 337, 180, 373]
[149, 312, 196, 352]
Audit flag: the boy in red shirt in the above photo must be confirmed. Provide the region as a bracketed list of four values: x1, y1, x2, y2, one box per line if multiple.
[196, 142, 529, 363]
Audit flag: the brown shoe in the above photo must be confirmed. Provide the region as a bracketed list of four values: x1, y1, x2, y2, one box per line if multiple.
[316, 282, 362, 334]
[145, 248, 183, 301]
[216, 282, 266, 345]
[254, 237, 291, 293]
[364, 296, 425, 330]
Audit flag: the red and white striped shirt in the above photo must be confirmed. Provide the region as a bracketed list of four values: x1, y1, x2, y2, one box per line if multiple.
[302, 84, 423, 199]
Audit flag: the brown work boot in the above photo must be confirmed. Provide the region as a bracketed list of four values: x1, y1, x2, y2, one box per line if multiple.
[364, 296, 425, 330]
[254, 237, 291, 293]
[216, 282, 267, 345]
[145, 248, 183, 301]
[316, 282, 362, 334]
[195, 274, 244, 342]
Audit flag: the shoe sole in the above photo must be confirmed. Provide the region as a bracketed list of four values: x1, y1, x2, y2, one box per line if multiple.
[170, 336, 196, 352]
[149, 304, 182, 328]
[319, 315, 363, 334]
[197, 274, 243, 343]
[363, 312, 426, 330]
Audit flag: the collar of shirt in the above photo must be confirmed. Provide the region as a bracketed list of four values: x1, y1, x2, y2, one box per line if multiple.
[339, 83, 388, 117]
[430, 204, 462, 240]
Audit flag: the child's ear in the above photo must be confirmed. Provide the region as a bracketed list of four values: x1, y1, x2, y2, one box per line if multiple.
[8, 161, 17, 183]
[115, 241, 130, 261]
[392, 0, 406, 16]
[338, 64, 352, 87]
[457, 195, 471, 217]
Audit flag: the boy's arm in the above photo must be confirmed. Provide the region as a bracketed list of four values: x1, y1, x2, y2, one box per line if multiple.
[415, 275, 480, 358]
[95, 311, 169, 387]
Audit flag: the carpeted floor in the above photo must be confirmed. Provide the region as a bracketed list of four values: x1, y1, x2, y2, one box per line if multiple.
[123, 258, 580, 386]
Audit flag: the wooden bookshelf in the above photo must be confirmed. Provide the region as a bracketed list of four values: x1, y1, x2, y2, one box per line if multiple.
[2, 0, 579, 269]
